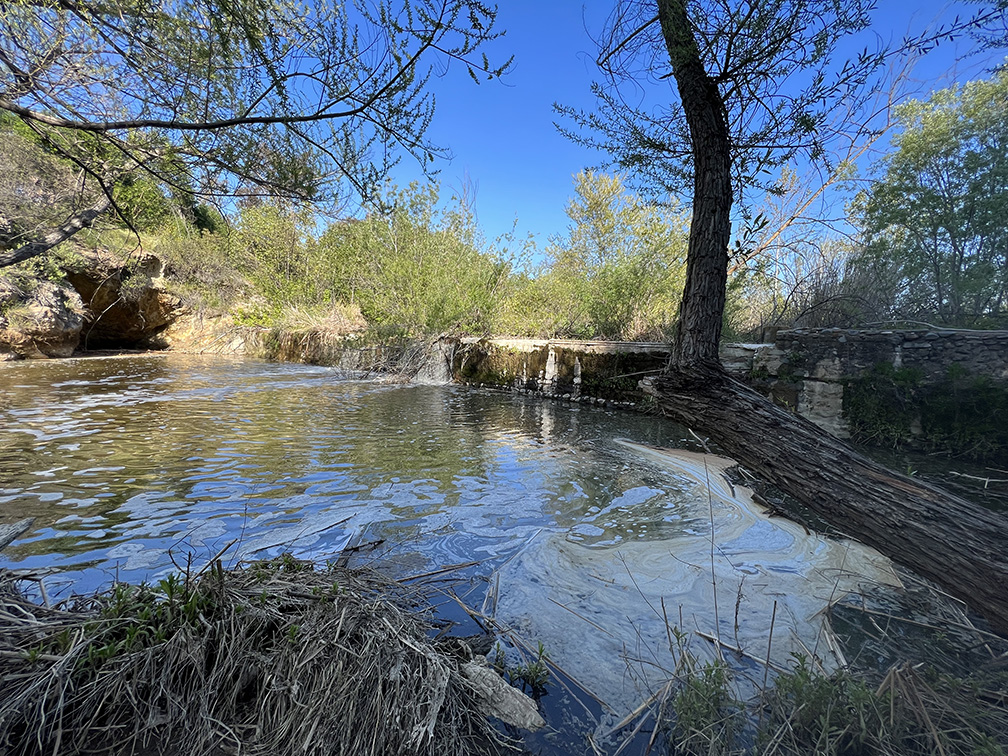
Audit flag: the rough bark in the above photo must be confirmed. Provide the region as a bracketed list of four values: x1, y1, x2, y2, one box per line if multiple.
[0, 519, 34, 552]
[646, 0, 1008, 636]
[643, 365, 1008, 636]
[657, 0, 732, 368]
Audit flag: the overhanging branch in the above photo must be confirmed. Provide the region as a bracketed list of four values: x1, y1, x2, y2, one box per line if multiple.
[0, 193, 113, 268]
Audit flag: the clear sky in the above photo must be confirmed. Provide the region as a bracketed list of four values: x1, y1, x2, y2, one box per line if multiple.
[392, 1, 1007, 250]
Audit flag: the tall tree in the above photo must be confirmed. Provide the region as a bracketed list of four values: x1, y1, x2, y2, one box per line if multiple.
[547, 170, 687, 339]
[857, 69, 1008, 326]
[0, 0, 509, 266]
[561, 0, 1007, 364]
[562, 1, 1008, 634]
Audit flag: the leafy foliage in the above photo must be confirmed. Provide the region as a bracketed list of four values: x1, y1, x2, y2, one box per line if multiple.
[666, 659, 744, 755]
[855, 70, 1008, 327]
[496, 171, 688, 340]
[0, 117, 89, 248]
[317, 183, 510, 335]
[0, 0, 509, 265]
[557, 0, 885, 205]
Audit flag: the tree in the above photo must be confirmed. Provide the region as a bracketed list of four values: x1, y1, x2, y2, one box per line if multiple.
[565, 1, 1008, 634]
[562, 0, 1007, 364]
[0, 0, 509, 267]
[544, 170, 688, 339]
[0, 117, 85, 250]
[856, 69, 1008, 326]
[562, 0, 895, 365]
[317, 182, 509, 334]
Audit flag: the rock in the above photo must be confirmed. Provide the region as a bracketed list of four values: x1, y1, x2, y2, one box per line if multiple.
[64, 248, 184, 348]
[0, 272, 84, 359]
[149, 311, 254, 354]
[460, 656, 545, 731]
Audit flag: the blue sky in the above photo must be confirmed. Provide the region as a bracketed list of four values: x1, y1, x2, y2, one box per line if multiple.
[392, 1, 1007, 250]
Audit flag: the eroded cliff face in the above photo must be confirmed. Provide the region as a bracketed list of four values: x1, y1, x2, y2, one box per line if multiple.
[0, 248, 186, 358]
[63, 249, 185, 349]
[0, 272, 84, 359]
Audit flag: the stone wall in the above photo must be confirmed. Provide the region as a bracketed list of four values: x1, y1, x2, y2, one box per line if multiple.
[749, 329, 1008, 438]
[769, 328, 1008, 382]
[156, 322, 1008, 443]
[451, 330, 1008, 439]
[453, 338, 674, 407]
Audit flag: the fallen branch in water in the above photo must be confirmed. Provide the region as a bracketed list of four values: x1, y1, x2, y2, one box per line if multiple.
[0, 519, 33, 553]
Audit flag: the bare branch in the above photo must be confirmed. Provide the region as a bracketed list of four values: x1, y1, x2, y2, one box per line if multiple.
[0, 193, 112, 267]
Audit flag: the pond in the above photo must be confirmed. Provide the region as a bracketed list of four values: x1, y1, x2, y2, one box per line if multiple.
[0, 354, 903, 753]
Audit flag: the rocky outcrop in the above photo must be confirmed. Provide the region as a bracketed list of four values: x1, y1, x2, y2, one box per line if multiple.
[64, 249, 185, 348]
[150, 311, 257, 354]
[0, 273, 84, 359]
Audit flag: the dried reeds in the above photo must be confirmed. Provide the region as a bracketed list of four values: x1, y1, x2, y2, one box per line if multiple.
[0, 556, 514, 756]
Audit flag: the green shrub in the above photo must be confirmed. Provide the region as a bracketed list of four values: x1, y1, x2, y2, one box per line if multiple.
[518, 171, 687, 341]
[317, 183, 509, 335]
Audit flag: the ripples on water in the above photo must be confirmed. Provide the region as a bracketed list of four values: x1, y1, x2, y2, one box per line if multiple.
[0, 355, 683, 585]
[0, 354, 899, 746]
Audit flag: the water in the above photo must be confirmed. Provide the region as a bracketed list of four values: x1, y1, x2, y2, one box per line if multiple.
[0, 354, 900, 751]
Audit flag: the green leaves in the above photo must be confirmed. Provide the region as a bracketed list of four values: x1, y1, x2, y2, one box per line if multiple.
[559, 0, 883, 205]
[316, 182, 509, 335]
[858, 70, 1008, 326]
[0, 0, 510, 250]
[500, 170, 688, 340]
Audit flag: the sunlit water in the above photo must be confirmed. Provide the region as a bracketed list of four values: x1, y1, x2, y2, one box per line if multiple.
[0, 354, 900, 750]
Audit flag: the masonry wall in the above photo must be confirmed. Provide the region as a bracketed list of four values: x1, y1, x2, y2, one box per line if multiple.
[451, 330, 1008, 440]
[770, 329, 1008, 383]
[751, 329, 1008, 438]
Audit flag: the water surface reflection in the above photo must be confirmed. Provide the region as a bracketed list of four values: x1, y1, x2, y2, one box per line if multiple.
[0, 354, 898, 739]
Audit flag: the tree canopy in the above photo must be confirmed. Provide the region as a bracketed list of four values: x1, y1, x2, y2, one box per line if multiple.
[857, 69, 1008, 326]
[543, 170, 687, 339]
[559, 0, 888, 206]
[0, 0, 508, 265]
[560, 0, 1007, 364]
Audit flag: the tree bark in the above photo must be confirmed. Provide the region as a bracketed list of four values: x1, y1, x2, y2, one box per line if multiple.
[648, 0, 1008, 636]
[657, 0, 732, 368]
[0, 519, 34, 552]
[643, 364, 1008, 636]
[0, 193, 112, 268]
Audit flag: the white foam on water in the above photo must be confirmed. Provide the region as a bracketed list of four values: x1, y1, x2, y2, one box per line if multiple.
[489, 439, 900, 718]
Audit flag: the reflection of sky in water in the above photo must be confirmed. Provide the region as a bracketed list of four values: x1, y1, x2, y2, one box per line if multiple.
[0, 354, 899, 726]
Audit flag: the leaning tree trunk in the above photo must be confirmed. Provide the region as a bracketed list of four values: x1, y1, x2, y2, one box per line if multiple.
[652, 0, 1008, 635]
[643, 365, 1008, 636]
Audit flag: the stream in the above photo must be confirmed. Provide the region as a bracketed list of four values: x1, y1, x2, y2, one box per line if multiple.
[0, 354, 919, 752]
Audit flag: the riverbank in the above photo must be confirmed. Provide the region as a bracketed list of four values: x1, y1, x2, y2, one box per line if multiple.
[150, 312, 1008, 463]
[3, 551, 1006, 756]
[2, 353, 1007, 755]
[5, 245, 1006, 463]
[0, 552, 541, 756]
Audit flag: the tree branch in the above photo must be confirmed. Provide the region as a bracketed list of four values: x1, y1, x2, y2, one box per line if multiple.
[0, 193, 112, 268]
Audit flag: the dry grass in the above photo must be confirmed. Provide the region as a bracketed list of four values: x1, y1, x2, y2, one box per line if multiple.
[0, 556, 514, 756]
[636, 586, 1008, 756]
[273, 304, 368, 335]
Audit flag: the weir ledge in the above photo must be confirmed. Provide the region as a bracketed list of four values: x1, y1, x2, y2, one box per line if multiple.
[448, 329, 1008, 440]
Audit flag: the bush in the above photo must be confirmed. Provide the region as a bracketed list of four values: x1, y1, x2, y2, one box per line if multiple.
[495, 171, 687, 341]
[318, 183, 510, 335]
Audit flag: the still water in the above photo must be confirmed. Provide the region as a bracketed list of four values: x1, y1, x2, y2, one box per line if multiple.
[0, 354, 899, 748]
